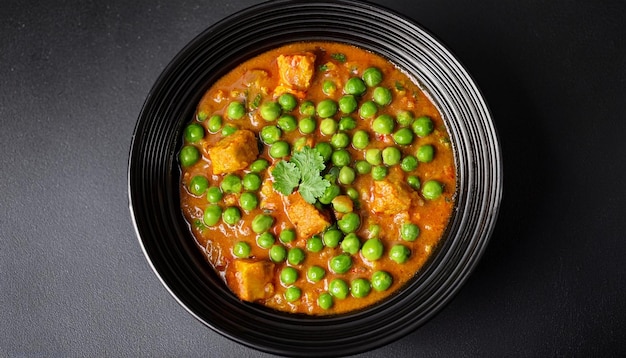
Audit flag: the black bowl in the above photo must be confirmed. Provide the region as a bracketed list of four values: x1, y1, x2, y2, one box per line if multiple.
[128, 0, 502, 356]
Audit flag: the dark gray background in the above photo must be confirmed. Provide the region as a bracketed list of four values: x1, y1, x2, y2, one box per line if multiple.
[2, 0, 625, 356]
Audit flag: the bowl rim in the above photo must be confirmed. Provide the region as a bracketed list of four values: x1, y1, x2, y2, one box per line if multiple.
[128, 0, 503, 356]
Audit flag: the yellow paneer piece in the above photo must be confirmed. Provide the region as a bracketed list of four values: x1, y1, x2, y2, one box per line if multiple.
[276, 53, 316, 91]
[232, 260, 275, 302]
[285, 192, 331, 240]
[207, 129, 259, 175]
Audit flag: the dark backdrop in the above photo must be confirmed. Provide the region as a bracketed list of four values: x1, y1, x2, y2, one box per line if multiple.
[1, 0, 625, 356]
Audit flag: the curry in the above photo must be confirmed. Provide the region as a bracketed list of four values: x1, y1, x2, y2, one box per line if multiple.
[178, 42, 455, 315]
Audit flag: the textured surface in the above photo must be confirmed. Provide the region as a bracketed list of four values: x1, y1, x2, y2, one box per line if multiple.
[1, 0, 625, 356]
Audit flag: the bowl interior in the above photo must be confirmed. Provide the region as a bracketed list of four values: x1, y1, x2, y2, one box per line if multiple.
[128, 0, 502, 356]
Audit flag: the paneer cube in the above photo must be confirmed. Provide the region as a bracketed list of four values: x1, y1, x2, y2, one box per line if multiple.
[371, 168, 421, 215]
[276, 53, 316, 91]
[207, 129, 259, 175]
[285, 192, 331, 239]
[232, 260, 275, 302]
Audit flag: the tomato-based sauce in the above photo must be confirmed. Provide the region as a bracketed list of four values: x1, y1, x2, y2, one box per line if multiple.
[179, 42, 455, 315]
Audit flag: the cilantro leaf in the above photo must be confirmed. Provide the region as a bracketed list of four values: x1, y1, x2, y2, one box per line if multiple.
[331, 53, 347, 63]
[299, 173, 330, 204]
[250, 93, 262, 109]
[270, 146, 331, 204]
[272, 160, 300, 195]
[291, 146, 325, 180]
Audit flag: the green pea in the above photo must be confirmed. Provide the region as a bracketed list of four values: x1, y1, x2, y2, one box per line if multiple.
[401, 223, 420, 242]
[346, 187, 359, 201]
[396, 110, 414, 127]
[277, 114, 298, 132]
[317, 99, 338, 118]
[355, 160, 372, 174]
[372, 87, 392, 106]
[269, 244, 286, 262]
[322, 80, 337, 95]
[416, 144, 435, 163]
[382, 146, 402, 166]
[344, 77, 367, 96]
[280, 267, 298, 285]
[279, 228, 296, 243]
[284, 286, 301, 302]
[222, 206, 241, 225]
[330, 132, 350, 149]
[207, 115, 223, 133]
[341, 233, 361, 255]
[338, 166, 356, 185]
[361, 238, 384, 261]
[256, 232, 275, 249]
[329, 254, 352, 274]
[239, 192, 258, 211]
[422, 180, 443, 200]
[371, 165, 388, 181]
[320, 118, 338, 135]
[203, 204, 222, 226]
[393, 127, 414, 145]
[252, 214, 274, 233]
[307, 265, 326, 283]
[329, 279, 349, 299]
[278, 93, 298, 111]
[372, 114, 395, 135]
[249, 158, 269, 173]
[221, 125, 237, 136]
[318, 184, 340, 205]
[331, 149, 351, 167]
[206, 186, 223, 203]
[219, 176, 243, 196]
[338, 95, 358, 114]
[389, 244, 411, 264]
[269, 141, 290, 158]
[226, 101, 246, 120]
[287, 247, 305, 265]
[184, 123, 204, 143]
[299, 100, 315, 116]
[242, 173, 262, 191]
[298, 116, 316, 134]
[325, 166, 340, 183]
[179, 145, 200, 167]
[260, 125, 282, 144]
[196, 110, 208, 122]
[371, 271, 393, 291]
[362, 67, 383, 87]
[306, 235, 324, 253]
[233, 241, 251, 258]
[338, 116, 357, 131]
[412, 116, 435, 137]
[323, 229, 343, 248]
[315, 142, 333, 162]
[260, 101, 282, 121]
[407, 175, 421, 190]
[337, 212, 360, 233]
[220, 174, 242, 194]
[352, 130, 369, 149]
[351, 278, 371, 298]
[188, 175, 209, 196]
[292, 137, 307, 153]
[365, 148, 382, 165]
[318, 292, 333, 309]
[359, 100, 378, 119]
[368, 224, 381, 238]
[400, 155, 418, 172]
